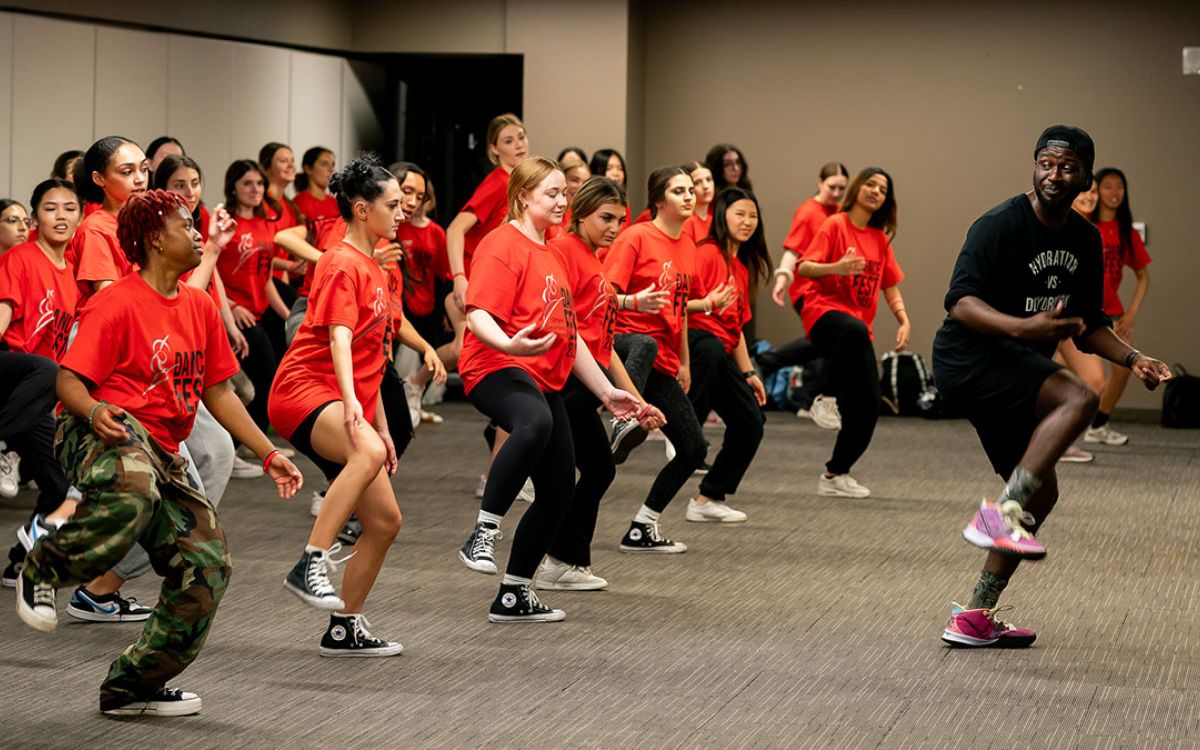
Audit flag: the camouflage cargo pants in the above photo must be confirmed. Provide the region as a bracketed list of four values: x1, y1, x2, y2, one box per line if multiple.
[23, 411, 232, 706]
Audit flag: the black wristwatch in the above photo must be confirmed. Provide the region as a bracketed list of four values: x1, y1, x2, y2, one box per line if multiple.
[742, 370, 756, 379]
[1123, 350, 1140, 368]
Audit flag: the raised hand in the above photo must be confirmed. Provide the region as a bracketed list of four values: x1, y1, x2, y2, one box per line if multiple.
[1130, 354, 1172, 391]
[1018, 300, 1085, 341]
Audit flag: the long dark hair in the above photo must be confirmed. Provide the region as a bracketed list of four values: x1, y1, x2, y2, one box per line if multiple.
[841, 167, 897, 239]
[51, 150, 84, 181]
[224, 159, 270, 219]
[152, 155, 205, 226]
[1089, 167, 1134, 254]
[589, 148, 627, 187]
[73, 136, 139, 206]
[707, 186, 770, 297]
[705, 143, 752, 191]
[258, 141, 296, 220]
[294, 146, 333, 193]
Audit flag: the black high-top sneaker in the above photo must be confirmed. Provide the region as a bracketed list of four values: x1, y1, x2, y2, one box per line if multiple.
[618, 520, 687, 553]
[100, 687, 202, 717]
[487, 582, 565, 623]
[283, 548, 346, 611]
[458, 522, 501, 574]
[319, 613, 404, 657]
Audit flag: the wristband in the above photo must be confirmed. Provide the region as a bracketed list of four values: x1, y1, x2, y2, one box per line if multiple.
[453, 272, 466, 279]
[263, 448, 282, 474]
[774, 267, 795, 283]
[742, 370, 756, 379]
[632, 295, 639, 312]
[88, 401, 108, 431]
[1123, 350, 1140, 369]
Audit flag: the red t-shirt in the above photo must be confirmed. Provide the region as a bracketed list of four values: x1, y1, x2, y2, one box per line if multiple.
[268, 242, 391, 440]
[459, 224, 578, 394]
[683, 211, 712, 245]
[632, 208, 652, 225]
[397, 220, 448, 318]
[68, 209, 133, 305]
[783, 198, 837, 306]
[461, 167, 510, 277]
[550, 233, 617, 364]
[1095, 219, 1151, 317]
[800, 213, 904, 337]
[61, 274, 239, 453]
[217, 214, 276, 316]
[0, 242, 78, 361]
[269, 198, 297, 282]
[293, 191, 339, 223]
[602, 221, 693, 376]
[688, 240, 751, 354]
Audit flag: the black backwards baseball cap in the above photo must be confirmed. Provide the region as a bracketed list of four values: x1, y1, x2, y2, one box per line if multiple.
[1034, 125, 1095, 177]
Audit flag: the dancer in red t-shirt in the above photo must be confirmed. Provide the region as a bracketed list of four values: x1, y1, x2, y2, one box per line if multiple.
[681, 161, 715, 244]
[457, 157, 644, 623]
[544, 152, 589, 240]
[17, 189, 302, 717]
[270, 156, 443, 655]
[797, 168, 910, 498]
[293, 147, 339, 222]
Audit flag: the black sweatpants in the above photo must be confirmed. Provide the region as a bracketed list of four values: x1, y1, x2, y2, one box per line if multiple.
[240, 322, 278, 433]
[261, 278, 297, 361]
[641, 369, 706, 513]
[469, 368, 574, 579]
[547, 377, 616, 567]
[808, 311, 880, 475]
[686, 330, 765, 500]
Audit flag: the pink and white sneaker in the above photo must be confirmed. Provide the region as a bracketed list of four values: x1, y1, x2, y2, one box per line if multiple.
[941, 603, 1036, 648]
[962, 498, 1046, 560]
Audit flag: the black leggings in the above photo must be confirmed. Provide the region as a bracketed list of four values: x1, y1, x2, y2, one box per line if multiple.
[641, 369, 706, 513]
[469, 368, 574, 579]
[686, 330, 765, 500]
[808, 311, 880, 475]
[240, 322, 278, 433]
[613, 333, 658, 394]
[547, 377, 616, 567]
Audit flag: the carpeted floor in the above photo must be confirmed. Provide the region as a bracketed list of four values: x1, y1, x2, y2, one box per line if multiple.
[1, 403, 1197, 749]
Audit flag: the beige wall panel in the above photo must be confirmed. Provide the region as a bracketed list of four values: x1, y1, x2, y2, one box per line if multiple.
[166, 35, 232, 185]
[352, 0, 505, 53]
[230, 44, 291, 162]
[289, 51, 344, 160]
[0, 13, 13, 198]
[95, 27, 168, 147]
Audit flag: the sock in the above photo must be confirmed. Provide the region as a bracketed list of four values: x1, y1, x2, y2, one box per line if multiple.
[1092, 411, 1110, 429]
[477, 510, 503, 527]
[502, 574, 531, 586]
[998, 466, 1041, 508]
[634, 505, 661, 524]
[967, 570, 1009, 610]
[304, 543, 327, 555]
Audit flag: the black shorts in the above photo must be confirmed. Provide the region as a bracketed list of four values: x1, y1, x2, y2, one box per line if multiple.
[288, 401, 342, 482]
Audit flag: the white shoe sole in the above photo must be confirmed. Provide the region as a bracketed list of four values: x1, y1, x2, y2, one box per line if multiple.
[66, 605, 151, 623]
[618, 543, 687, 554]
[685, 511, 747, 523]
[319, 643, 404, 657]
[1083, 432, 1128, 446]
[488, 611, 566, 623]
[458, 550, 497, 574]
[282, 581, 345, 611]
[102, 698, 202, 717]
[1058, 455, 1094, 463]
[940, 630, 998, 647]
[961, 524, 995, 551]
[817, 485, 870, 498]
[533, 577, 608, 591]
[15, 575, 56, 633]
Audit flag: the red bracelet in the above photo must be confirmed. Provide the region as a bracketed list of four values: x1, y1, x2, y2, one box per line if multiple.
[263, 448, 281, 473]
[632, 295, 639, 312]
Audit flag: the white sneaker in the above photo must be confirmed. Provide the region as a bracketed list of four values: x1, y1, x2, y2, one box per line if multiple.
[310, 490, 325, 517]
[0, 450, 21, 499]
[419, 409, 444, 424]
[230, 456, 263, 479]
[685, 498, 748, 523]
[817, 473, 870, 498]
[475, 474, 487, 499]
[403, 379, 423, 430]
[1058, 445, 1095, 463]
[1084, 425, 1129, 446]
[665, 439, 676, 462]
[809, 396, 842, 430]
[517, 478, 535, 503]
[534, 557, 608, 591]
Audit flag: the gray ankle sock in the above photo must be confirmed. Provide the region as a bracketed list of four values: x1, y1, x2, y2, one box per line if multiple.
[968, 570, 1009, 610]
[998, 466, 1041, 508]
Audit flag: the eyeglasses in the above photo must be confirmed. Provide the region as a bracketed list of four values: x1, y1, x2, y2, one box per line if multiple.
[1, 216, 33, 228]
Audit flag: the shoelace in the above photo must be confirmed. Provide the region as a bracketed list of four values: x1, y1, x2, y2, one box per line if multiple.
[522, 585, 548, 612]
[987, 604, 1020, 631]
[646, 521, 670, 544]
[32, 581, 55, 607]
[471, 526, 502, 558]
[306, 547, 351, 597]
[998, 501, 1038, 540]
[349, 614, 377, 643]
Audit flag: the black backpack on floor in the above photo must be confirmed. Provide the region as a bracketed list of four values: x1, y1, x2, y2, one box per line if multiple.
[880, 351, 942, 418]
[1163, 364, 1200, 428]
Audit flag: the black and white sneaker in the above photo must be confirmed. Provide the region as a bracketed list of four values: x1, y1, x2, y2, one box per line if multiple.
[619, 521, 687, 554]
[319, 613, 404, 657]
[16, 570, 57, 632]
[2, 559, 21, 588]
[283, 546, 348, 611]
[336, 516, 362, 546]
[66, 586, 152, 622]
[459, 522, 501, 574]
[610, 418, 648, 465]
[694, 460, 712, 476]
[101, 687, 202, 717]
[488, 583, 565, 623]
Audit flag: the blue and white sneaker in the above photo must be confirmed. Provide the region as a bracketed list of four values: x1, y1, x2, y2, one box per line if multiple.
[17, 514, 58, 552]
[66, 586, 152, 623]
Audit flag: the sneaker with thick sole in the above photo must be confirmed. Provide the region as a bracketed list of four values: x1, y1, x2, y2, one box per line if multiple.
[619, 520, 687, 553]
[319, 613, 404, 657]
[0, 450, 20, 499]
[488, 583, 565, 623]
[694, 460, 712, 476]
[67, 587, 152, 622]
[229, 455, 263, 480]
[1058, 445, 1095, 463]
[1084, 425, 1129, 446]
[101, 687, 202, 717]
[459, 522, 502, 574]
[809, 395, 842, 430]
[610, 418, 648, 465]
[817, 473, 871, 498]
[283, 547, 347, 610]
[534, 557, 608, 591]
[2, 559, 22, 588]
[16, 570, 57, 632]
[685, 498, 747, 523]
[336, 516, 362, 546]
[941, 602, 1036, 648]
[962, 498, 1046, 560]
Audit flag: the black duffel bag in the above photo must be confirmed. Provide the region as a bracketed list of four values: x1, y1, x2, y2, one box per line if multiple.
[1163, 364, 1200, 428]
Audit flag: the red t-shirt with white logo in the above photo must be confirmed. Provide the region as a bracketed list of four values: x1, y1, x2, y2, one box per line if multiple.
[461, 167, 510, 277]
[1095, 219, 1151, 318]
[68, 209, 134, 305]
[459, 224, 578, 394]
[0, 242, 78, 361]
[688, 240, 751, 354]
[800, 212, 904, 337]
[603, 221, 693, 376]
[293, 191, 339, 223]
[783, 198, 837, 306]
[269, 242, 391, 440]
[61, 274, 239, 453]
[397, 220, 448, 318]
[550, 233, 617, 364]
[217, 214, 276, 317]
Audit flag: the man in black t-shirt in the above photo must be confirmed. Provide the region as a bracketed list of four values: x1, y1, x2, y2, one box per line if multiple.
[932, 126, 1171, 649]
